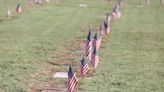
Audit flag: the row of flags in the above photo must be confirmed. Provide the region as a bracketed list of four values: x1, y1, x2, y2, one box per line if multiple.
[4, 0, 163, 91]
[6, 0, 122, 91]
[80, 57, 90, 77]
[86, 31, 101, 70]
[67, 0, 122, 92]
[7, 0, 50, 20]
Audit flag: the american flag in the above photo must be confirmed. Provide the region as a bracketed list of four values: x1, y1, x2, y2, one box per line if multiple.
[80, 57, 89, 77]
[112, 1, 121, 19]
[85, 31, 93, 61]
[104, 20, 110, 35]
[68, 66, 78, 92]
[93, 32, 101, 50]
[106, 13, 110, 23]
[91, 47, 99, 70]
[16, 3, 22, 13]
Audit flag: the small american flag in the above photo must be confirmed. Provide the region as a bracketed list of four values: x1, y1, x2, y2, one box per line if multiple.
[85, 31, 93, 61]
[16, 3, 22, 13]
[93, 32, 101, 50]
[91, 47, 99, 70]
[112, 2, 121, 19]
[68, 66, 78, 92]
[80, 57, 89, 77]
[104, 20, 110, 35]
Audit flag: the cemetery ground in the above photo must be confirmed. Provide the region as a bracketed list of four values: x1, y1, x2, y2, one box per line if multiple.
[0, 0, 164, 92]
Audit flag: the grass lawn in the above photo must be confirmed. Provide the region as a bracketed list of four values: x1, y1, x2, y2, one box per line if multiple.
[0, 0, 164, 92]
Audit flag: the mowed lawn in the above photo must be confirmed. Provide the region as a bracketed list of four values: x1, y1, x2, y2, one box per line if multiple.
[82, 0, 164, 92]
[0, 0, 164, 92]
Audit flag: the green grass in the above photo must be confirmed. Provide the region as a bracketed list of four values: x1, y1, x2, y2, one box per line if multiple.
[82, 1, 164, 92]
[0, 0, 164, 92]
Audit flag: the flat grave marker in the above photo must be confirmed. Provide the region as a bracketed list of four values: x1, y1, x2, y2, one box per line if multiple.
[53, 72, 68, 78]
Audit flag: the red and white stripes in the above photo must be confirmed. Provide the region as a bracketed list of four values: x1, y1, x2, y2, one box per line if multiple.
[85, 40, 92, 61]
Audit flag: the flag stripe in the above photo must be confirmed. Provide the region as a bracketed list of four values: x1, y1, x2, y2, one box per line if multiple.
[93, 40, 101, 50]
[68, 74, 78, 92]
[85, 41, 92, 61]
[68, 67, 78, 92]
[80, 64, 89, 76]
[91, 49, 99, 70]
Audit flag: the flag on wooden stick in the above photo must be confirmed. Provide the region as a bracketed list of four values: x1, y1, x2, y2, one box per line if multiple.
[85, 30, 93, 62]
[104, 20, 110, 35]
[100, 19, 110, 36]
[91, 47, 99, 70]
[112, 1, 121, 19]
[93, 32, 101, 50]
[67, 66, 78, 92]
[16, 3, 22, 13]
[80, 57, 90, 77]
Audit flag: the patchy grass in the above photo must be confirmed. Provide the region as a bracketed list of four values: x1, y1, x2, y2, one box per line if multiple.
[81, 0, 164, 92]
[0, 0, 164, 92]
[0, 0, 112, 91]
